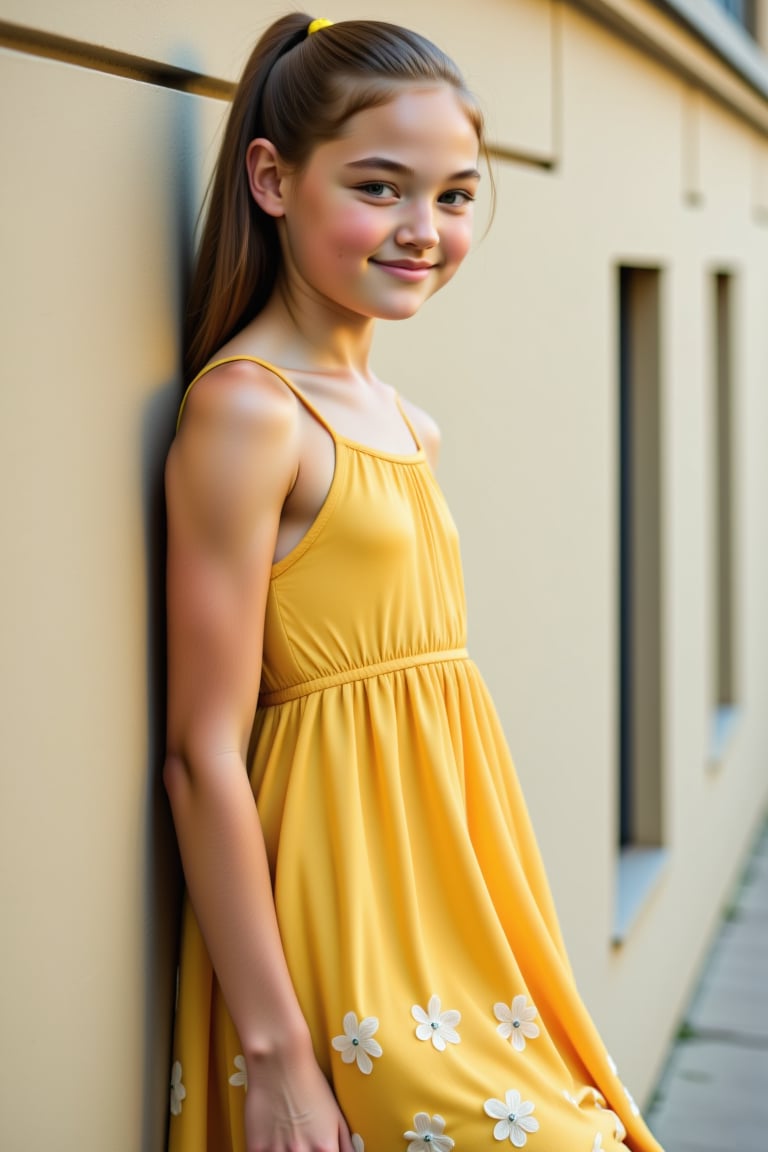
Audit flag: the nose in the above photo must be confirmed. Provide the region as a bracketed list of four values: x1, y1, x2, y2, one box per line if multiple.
[396, 200, 439, 250]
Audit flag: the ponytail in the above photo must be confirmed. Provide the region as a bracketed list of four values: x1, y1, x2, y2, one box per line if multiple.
[184, 14, 310, 381]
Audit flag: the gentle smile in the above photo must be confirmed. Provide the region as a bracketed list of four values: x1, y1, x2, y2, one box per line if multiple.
[370, 259, 436, 281]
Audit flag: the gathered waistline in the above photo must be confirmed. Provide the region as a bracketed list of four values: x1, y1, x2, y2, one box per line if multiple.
[259, 647, 469, 706]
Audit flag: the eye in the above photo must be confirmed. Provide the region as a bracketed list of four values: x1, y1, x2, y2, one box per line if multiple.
[358, 181, 398, 199]
[438, 189, 476, 207]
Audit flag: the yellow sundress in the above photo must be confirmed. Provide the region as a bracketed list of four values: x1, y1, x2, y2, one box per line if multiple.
[168, 357, 665, 1152]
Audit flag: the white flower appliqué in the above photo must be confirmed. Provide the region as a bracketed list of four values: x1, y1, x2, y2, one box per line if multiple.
[412, 995, 461, 1051]
[605, 1052, 639, 1118]
[484, 1090, 539, 1146]
[331, 1011, 382, 1074]
[593, 1094, 627, 1141]
[623, 1084, 640, 1116]
[228, 1054, 247, 1089]
[351, 1135, 365, 1152]
[606, 1110, 627, 1141]
[583, 1086, 606, 1108]
[494, 996, 540, 1052]
[170, 1060, 186, 1116]
[404, 1112, 455, 1152]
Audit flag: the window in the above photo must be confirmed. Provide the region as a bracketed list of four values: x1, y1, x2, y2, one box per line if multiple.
[710, 271, 738, 758]
[615, 266, 667, 942]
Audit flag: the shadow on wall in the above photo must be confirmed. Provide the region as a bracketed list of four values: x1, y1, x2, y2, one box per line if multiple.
[141, 378, 182, 1152]
[141, 81, 204, 1152]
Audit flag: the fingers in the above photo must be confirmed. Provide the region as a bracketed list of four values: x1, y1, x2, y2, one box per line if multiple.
[337, 1112, 356, 1152]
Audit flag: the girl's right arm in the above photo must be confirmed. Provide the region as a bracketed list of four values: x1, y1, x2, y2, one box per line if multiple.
[164, 362, 353, 1152]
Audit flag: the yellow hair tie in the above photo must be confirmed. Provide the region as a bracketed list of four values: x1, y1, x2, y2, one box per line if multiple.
[308, 17, 334, 34]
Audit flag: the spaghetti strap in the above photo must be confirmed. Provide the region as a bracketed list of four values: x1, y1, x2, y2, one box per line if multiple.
[175, 355, 339, 438]
[393, 391, 423, 452]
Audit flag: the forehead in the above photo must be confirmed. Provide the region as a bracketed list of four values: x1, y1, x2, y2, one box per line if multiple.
[319, 84, 480, 169]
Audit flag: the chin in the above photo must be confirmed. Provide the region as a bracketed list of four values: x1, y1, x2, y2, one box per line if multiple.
[376, 304, 426, 322]
[370, 292, 438, 322]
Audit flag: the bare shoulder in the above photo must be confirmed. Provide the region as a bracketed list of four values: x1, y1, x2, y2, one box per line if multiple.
[399, 394, 441, 468]
[167, 359, 301, 544]
[175, 358, 299, 441]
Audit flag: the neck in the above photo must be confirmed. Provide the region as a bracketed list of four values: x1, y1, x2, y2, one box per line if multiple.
[248, 279, 377, 377]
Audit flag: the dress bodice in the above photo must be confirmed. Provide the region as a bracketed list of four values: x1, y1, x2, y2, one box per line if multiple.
[260, 438, 467, 702]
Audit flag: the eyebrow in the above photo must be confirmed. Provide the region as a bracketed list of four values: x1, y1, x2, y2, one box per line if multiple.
[345, 157, 481, 181]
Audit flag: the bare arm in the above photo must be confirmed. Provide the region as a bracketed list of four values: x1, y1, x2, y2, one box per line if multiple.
[164, 362, 352, 1151]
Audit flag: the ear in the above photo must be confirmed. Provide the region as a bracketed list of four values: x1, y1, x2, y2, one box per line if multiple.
[246, 138, 288, 218]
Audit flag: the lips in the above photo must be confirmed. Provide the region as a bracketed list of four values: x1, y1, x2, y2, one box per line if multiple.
[370, 258, 436, 281]
[372, 259, 435, 270]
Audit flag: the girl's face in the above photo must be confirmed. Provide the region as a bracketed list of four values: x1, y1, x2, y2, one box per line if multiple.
[277, 84, 481, 323]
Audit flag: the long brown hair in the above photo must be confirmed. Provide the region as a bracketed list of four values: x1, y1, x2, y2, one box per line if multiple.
[185, 13, 487, 381]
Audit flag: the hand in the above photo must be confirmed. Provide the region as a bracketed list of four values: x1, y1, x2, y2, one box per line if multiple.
[243, 1045, 355, 1152]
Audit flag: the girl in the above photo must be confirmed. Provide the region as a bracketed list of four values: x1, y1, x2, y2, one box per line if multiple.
[165, 13, 665, 1152]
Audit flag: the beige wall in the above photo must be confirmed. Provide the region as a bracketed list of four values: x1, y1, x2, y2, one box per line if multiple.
[1, 1, 767, 1149]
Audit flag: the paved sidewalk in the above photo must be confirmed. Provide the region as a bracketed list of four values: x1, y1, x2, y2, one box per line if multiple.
[646, 818, 768, 1151]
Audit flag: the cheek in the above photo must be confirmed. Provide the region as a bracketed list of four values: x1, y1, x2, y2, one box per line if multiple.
[443, 217, 474, 265]
[311, 201, 384, 260]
